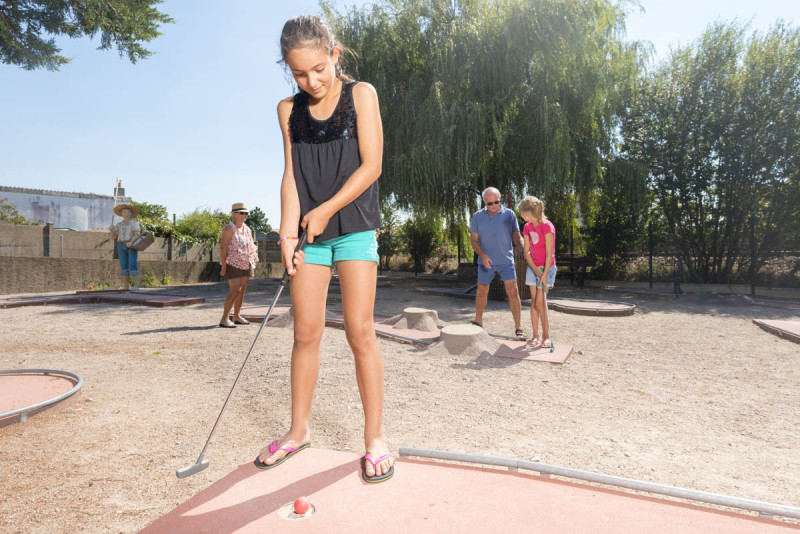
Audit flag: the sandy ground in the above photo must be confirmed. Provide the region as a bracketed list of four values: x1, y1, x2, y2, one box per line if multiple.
[1, 275, 799, 533]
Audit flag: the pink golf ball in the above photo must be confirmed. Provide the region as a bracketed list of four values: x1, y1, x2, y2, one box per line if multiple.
[294, 496, 310, 515]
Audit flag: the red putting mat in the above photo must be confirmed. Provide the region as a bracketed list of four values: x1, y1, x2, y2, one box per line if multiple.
[413, 288, 635, 316]
[141, 449, 797, 534]
[753, 320, 800, 344]
[494, 339, 573, 363]
[238, 306, 292, 323]
[0, 373, 77, 427]
[0, 291, 204, 309]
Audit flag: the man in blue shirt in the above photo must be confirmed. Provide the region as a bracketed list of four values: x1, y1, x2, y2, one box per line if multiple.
[469, 187, 525, 339]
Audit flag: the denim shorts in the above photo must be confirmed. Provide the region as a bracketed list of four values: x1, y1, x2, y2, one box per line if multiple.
[303, 230, 378, 266]
[116, 242, 139, 276]
[477, 262, 517, 285]
[526, 265, 556, 288]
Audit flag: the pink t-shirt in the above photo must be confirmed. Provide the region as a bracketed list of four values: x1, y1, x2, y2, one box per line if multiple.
[523, 219, 556, 268]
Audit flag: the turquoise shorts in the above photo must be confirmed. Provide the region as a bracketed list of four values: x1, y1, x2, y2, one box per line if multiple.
[303, 230, 378, 266]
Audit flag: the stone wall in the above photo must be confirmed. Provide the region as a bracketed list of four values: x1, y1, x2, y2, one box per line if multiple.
[0, 223, 285, 294]
[0, 257, 284, 295]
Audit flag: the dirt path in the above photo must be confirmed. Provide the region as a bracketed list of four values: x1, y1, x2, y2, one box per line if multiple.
[1, 277, 798, 533]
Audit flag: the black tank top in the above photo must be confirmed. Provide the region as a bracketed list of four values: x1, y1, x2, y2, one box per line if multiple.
[289, 81, 381, 242]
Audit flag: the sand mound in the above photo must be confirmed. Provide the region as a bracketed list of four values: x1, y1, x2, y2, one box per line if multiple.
[382, 307, 447, 332]
[426, 324, 506, 357]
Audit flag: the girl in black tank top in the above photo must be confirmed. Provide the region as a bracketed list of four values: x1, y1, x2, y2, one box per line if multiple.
[254, 15, 394, 484]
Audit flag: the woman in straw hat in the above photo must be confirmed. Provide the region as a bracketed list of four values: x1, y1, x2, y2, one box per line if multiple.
[218, 202, 259, 328]
[108, 203, 142, 289]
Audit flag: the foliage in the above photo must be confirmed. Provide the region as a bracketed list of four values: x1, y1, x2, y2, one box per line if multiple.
[0, 0, 173, 71]
[139, 270, 158, 287]
[582, 158, 649, 262]
[130, 200, 173, 238]
[245, 206, 272, 235]
[326, 0, 642, 226]
[399, 211, 444, 273]
[377, 198, 402, 270]
[0, 197, 34, 225]
[173, 208, 230, 251]
[622, 21, 800, 283]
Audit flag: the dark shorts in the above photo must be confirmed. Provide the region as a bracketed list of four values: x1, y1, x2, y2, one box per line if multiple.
[225, 264, 255, 279]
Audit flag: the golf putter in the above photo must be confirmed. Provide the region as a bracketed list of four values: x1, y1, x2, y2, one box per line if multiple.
[542, 282, 555, 353]
[177, 233, 308, 479]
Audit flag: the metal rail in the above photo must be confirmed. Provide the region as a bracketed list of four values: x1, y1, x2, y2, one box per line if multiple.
[398, 447, 800, 520]
[0, 369, 83, 422]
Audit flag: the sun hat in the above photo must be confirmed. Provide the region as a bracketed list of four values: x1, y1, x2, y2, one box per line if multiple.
[231, 202, 249, 213]
[113, 203, 139, 217]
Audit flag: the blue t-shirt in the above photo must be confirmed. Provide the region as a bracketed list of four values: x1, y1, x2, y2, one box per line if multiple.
[469, 206, 520, 265]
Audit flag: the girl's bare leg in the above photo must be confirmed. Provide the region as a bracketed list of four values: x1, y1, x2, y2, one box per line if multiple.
[257, 262, 331, 465]
[536, 287, 550, 341]
[528, 286, 540, 341]
[337, 259, 393, 478]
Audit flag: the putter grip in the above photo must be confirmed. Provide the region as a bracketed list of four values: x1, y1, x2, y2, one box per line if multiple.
[281, 232, 308, 283]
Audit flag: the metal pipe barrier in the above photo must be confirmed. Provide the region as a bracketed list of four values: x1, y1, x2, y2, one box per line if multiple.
[0, 368, 82, 422]
[398, 447, 800, 520]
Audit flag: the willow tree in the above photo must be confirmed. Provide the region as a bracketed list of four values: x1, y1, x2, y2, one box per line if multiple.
[622, 21, 800, 283]
[325, 0, 641, 228]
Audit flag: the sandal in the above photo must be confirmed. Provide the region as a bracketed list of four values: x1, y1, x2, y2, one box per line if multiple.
[254, 440, 310, 470]
[526, 338, 541, 348]
[218, 320, 236, 328]
[540, 339, 551, 349]
[515, 328, 525, 340]
[233, 317, 250, 325]
[471, 321, 483, 328]
[361, 453, 395, 483]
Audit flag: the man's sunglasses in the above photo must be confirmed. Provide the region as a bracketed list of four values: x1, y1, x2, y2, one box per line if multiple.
[486, 200, 501, 206]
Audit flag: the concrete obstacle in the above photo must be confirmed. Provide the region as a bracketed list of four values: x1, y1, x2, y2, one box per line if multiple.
[427, 324, 504, 357]
[266, 308, 341, 329]
[382, 307, 445, 332]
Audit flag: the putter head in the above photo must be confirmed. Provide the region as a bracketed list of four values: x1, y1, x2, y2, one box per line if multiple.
[176, 459, 210, 479]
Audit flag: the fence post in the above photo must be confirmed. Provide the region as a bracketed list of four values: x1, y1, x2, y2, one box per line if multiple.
[570, 226, 574, 286]
[43, 222, 53, 257]
[749, 213, 756, 296]
[648, 221, 653, 289]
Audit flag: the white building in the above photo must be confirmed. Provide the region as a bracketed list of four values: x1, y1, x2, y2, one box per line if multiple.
[0, 185, 131, 231]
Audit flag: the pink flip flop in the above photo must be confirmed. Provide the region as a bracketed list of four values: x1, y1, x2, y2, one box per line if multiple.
[361, 453, 395, 483]
[254, 440, 310, 470]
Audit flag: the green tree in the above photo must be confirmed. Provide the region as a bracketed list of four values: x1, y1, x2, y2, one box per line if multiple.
[377, 198, 402, 270]
[173, 208, 229, 252]
[0, 197, 33, 224]
[622, 21, 800, 283]
[0, 0, 173, 71]
[326, 0, 641, 228]
[400, 212, 444, 274]
[245, 206, 272, 235]
[130, 200, 172, 237]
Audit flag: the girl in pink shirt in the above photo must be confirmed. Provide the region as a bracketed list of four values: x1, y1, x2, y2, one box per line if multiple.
[518, 196, 556, 349]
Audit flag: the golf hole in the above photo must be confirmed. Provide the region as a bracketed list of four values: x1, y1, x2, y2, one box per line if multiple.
[278, 501, 316, 520]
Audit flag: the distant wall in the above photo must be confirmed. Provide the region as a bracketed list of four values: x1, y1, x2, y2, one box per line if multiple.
[0, 223, 284, 294]
[0, 257, 284, 295]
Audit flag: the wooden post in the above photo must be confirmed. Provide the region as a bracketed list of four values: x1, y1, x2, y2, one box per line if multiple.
[648, 220, 654, 289]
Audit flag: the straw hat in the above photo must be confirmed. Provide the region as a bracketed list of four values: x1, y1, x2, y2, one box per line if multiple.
[113, 203, 139, 217]
[231, 202, 249, 213]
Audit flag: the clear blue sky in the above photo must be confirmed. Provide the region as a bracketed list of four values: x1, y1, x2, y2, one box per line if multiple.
[1, 0, 798, 227]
